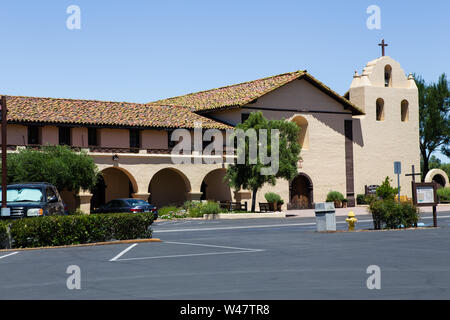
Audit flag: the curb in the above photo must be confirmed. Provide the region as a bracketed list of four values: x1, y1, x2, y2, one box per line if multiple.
[317, 227, 438, 234]
[203, 212, 286, 220]
[0, 238, 162, 253]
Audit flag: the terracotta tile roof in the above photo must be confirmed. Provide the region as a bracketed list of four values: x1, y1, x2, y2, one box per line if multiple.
[151, 71, 305, 111]
[150, 70, 364, 115]
[3, 96, 231, 129]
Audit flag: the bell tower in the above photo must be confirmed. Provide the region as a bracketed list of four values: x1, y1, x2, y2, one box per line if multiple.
[348, 42, 420, 198]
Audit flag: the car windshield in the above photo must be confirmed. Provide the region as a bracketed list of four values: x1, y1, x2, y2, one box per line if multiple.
[125, 199, 149, 206]
[0, 188, 43, 202]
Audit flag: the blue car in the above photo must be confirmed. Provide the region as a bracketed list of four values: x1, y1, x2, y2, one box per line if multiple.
[93, 198, 158, 219]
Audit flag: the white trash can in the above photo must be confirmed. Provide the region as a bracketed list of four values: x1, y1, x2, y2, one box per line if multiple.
[314, 202, 336, 232]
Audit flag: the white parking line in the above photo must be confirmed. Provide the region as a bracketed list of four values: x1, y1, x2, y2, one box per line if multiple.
[115, 249, 264, 261]
[164, 241, 263, 251]
[153, 215, 450, 233]
[0, 252, 19, 260]
[110, 241, 264, 262]
[154, 222, 316, 233]
[109, 243, 138, 262]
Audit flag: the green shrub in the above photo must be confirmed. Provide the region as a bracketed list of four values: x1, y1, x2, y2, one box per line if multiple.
[158, 206, 186, 219]
[181, 201, 222, 217]
[369, 199, 419, 230]
[326, 191, 344, 202]
[376, 177, 398, 200]
[357, 194, 378, 205]
[200, 201, 221, 215]
[264, 192, 282, 203]
[182, 201, 196, 211]
[437, 187, 450, 202]
[68, 208, 85, 215]
[357, 194, 367, 205]
[0, 220, 10, 249]
[7, 212, 153, 248]
[183, 201, 203, 217]
[364, 194, 378, 205]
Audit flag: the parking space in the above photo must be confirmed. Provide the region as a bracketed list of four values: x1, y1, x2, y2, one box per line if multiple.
[1, 212, 450, 299]
[110, 241, 264, 262]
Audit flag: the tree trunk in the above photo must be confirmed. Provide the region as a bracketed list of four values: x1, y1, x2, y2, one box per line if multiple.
[251, 188, 257, 213]
[422, 151, 430, 182]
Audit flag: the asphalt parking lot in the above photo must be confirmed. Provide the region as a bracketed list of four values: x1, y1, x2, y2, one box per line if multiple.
[1, 212, 450, 299]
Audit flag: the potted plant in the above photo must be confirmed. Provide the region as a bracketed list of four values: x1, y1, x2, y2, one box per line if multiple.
[277, 199, 284, 211]
[342, 198, 348, 208]
[265, 192, 281, 211]
[326, 191, 345, 208]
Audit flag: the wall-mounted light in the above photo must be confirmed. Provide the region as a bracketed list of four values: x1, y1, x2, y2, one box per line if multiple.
[112, 154, 119, 161]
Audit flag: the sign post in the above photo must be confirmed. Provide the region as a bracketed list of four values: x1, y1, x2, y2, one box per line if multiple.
[394, 161, 401, 202]
[412, 182, 438, 227]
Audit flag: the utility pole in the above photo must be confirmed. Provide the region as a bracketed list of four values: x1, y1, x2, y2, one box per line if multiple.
[1, 96, 9, 217]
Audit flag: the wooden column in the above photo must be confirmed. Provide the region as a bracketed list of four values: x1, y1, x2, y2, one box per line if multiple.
[345, 120, 355, 207]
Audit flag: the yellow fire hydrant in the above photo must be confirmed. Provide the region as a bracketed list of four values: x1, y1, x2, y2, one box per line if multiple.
[345, 211, 357, 231]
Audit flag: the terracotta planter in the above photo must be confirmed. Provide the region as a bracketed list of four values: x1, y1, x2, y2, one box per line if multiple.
[277, 203, 283, 211]
[334, 200, 342, 208]
[342, 202, 348, 208]
[269, 202, 277, 211]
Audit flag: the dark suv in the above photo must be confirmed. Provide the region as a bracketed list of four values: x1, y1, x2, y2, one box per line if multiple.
[0, 183, 66, 219]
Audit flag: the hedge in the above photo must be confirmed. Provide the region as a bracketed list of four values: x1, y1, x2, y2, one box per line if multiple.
[0, 220, 9, 249]
[0, 212, 154, 249]
[437, 187, 450, 202]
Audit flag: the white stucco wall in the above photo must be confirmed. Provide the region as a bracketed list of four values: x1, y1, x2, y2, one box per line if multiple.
[349, 56, 421, 198]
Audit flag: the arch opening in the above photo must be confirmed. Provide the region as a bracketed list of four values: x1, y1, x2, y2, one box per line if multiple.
[433, 174, 446, 189]
[90, 167, 137, 211]
[200, 169, 232, 202]
[291, 115, 309, 150]
[289, 173, 313, 209]
[148, 168, 191, 208]
[376, 98, 385, 121]
[384, 65, 392, 87]
[401, 100, 409, 122]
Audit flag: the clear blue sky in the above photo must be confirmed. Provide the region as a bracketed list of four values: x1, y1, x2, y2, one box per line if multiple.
[0, 0, 448, 160]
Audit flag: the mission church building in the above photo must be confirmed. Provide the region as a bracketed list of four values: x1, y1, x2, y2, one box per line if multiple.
[1, 50, 421, 213]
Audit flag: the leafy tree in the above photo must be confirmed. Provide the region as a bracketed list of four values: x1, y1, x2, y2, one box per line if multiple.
[415, 74, 450, 180]
[421, 154, 442, 170]
[224, 112, 301, 212]
[428, 155, 442, 169]
[441, 163, 450, 179]
[420, 155, 450, 179]
[2, 145, 99, 192]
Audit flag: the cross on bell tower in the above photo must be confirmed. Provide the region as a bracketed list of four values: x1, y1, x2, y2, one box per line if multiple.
[378, 39, 388, 56]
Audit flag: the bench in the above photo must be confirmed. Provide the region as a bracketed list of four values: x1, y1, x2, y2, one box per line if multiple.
[219, 201, 248, 212]
[259, 202, 270, 213]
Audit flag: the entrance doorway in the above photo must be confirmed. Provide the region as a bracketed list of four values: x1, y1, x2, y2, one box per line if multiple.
[289, 173, 313, 209]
